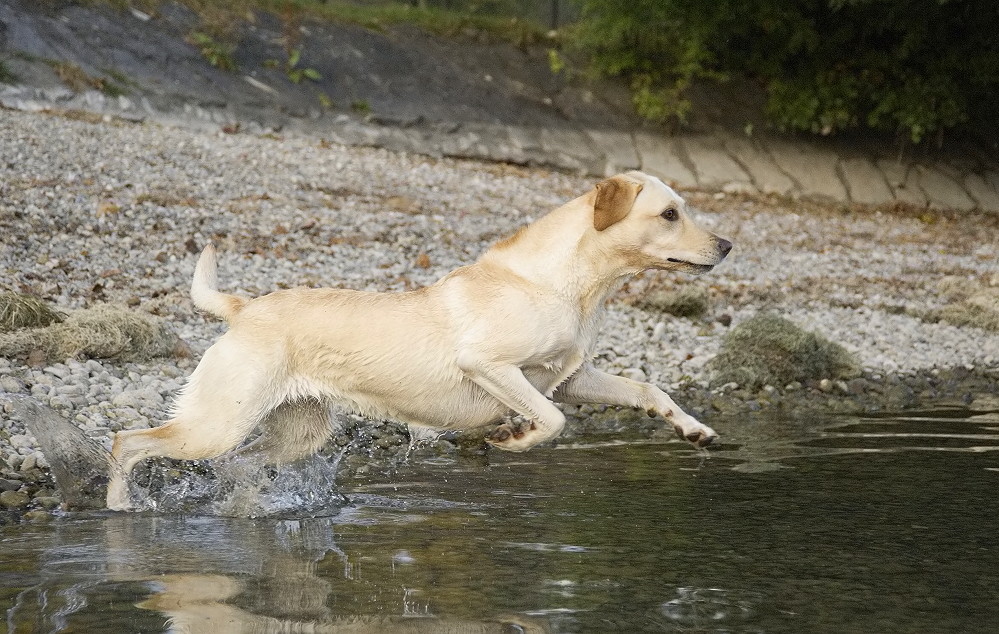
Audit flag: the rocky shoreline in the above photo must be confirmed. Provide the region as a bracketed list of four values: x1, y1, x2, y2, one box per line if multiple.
[2, 107, 997, 520]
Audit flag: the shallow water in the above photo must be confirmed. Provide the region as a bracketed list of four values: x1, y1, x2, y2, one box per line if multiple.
[3, 409, 999, 633]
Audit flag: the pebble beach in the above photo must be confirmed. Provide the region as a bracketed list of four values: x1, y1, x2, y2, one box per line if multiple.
[2, 108, 998, 512]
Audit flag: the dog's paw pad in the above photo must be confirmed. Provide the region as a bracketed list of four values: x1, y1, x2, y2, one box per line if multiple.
[488, 425, 513, 442]
[673, 424, 718, 448]
[486, 423, 538, 452]
[687, 431, 717, 447]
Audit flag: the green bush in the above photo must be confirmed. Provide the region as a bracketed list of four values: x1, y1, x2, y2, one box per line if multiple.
[569, 0, 999, 144]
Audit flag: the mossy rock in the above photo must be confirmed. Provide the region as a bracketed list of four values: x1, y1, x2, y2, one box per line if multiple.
[0, 292, 65, 332]
[708, 313, 859, 390]
[0, 303, 187, 362]
[639, 287, 710, 318]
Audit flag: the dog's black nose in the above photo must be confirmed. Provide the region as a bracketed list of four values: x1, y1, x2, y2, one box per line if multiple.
[717, 238, 733, 257]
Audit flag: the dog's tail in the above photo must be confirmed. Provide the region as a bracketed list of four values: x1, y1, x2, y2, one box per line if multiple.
[190, 243, 247, 323]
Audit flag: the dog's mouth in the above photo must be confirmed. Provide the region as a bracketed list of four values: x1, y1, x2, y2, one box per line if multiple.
[666, 258, 715, 273]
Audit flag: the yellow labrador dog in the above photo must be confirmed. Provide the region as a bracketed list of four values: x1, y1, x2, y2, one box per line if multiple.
[107, 171, 731, 509]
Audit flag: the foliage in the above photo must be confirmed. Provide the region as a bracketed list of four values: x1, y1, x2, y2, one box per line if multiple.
[47, 60, 127, 96]
[568, 0, 999, 144]
[284, 49, 321, 84]
[188, 31, 238, 71]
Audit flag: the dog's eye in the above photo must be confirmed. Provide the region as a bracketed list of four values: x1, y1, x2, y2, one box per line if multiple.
[660, 208, 678, 221]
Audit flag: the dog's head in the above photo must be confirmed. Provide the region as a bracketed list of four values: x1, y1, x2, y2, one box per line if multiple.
[591, 171, 732, 274]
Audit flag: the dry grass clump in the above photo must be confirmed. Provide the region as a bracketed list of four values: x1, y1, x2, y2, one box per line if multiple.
[0, 292, 66, 332]
[932, 276, 999, 332]
[0, 303, 187, 363]
[708, 312, 859, 390]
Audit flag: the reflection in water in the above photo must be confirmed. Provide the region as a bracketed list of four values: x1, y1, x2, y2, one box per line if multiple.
[2, 408, 999, 632]
[705, 408, 999, 470]
[660, 586, 760, 625]
[5, 514, 547, 633]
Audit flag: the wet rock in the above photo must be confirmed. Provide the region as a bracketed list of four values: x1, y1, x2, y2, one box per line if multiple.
[0, 489, 29, 509]
[34, 496, 61, 509]
[374, 435, 403, 449]
[0, 478, 21, 492]
[882, 384, 917, 410]
[846, 378, 869, 395]
[23, 509, 52, 521]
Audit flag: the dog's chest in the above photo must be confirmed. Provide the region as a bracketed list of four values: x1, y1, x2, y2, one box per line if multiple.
[530, 310, 602, 375]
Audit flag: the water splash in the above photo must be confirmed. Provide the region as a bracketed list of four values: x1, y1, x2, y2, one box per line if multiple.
[4, 394, 346, 517]
[124, 450, 348, 517]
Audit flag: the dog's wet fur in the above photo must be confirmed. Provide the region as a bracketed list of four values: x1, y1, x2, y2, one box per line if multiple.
[107, 171, 732, 509]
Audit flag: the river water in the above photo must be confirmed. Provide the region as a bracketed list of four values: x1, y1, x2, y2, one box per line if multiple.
[2, 409, 998, 633]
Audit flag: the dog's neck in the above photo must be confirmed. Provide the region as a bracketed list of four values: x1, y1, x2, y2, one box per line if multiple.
[481, 195, 640, 315]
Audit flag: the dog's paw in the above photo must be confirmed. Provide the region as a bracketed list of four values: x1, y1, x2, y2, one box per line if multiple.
[486, 422, 538, 452]
[671, 415, 718, 448]
[106, 477, 133, 511]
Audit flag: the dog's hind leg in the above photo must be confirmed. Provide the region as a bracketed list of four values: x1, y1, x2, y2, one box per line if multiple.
[106, 339, 281, 509]
[232, 399, 338, 465]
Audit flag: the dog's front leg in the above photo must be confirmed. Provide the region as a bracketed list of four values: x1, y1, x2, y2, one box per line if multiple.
[458, 354, 566, 452]
[554, 363, 717, 447]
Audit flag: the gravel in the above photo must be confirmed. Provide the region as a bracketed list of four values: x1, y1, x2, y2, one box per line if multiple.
[1, 108, 998, 513]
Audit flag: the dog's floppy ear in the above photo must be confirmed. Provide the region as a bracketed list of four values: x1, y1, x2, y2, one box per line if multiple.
[593, 176, 643, 231]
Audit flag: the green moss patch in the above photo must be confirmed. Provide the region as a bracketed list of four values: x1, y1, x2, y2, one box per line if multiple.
[708, 312, 859, 390]
[637, 287, 710, 318]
